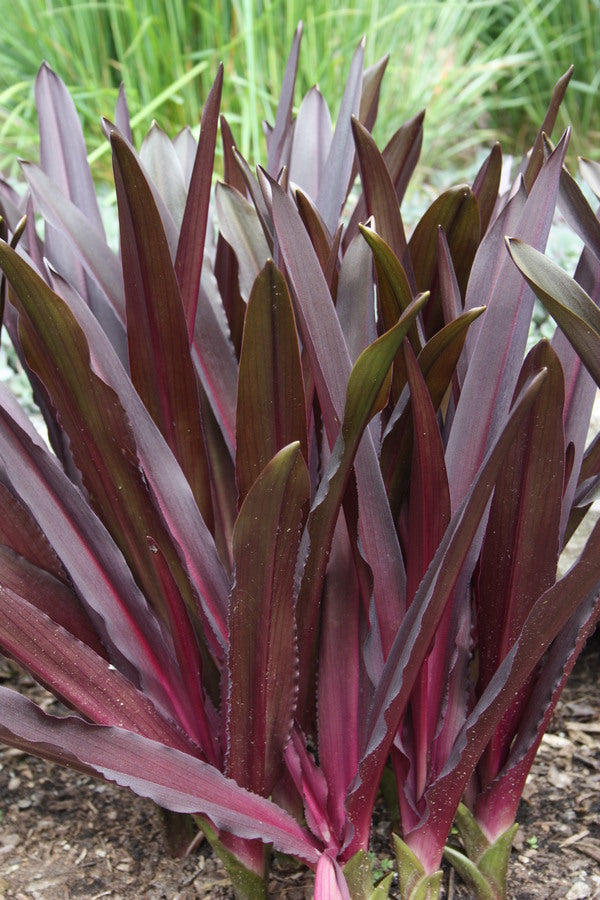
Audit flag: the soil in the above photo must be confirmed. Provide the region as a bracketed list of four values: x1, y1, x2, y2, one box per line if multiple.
[0, 636, 599, 900]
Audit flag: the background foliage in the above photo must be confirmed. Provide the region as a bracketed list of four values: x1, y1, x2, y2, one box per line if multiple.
[0, 0, 598, 182]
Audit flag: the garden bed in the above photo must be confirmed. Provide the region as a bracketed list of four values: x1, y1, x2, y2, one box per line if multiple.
[0, 633, 598, 899]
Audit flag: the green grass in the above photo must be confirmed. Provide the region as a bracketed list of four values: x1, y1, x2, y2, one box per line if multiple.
[0, 1, 533, 181]
[0, 0, 597, 185]
[480, 0, 600, 162]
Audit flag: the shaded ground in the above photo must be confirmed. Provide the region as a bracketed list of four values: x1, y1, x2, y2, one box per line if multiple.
[0, 634, 598, 899]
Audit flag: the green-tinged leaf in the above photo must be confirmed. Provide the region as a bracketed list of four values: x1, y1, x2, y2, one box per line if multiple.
[523, 67, 572, 192]
[111, 132, 213, 532]
[227, 443, 310, 798]
[175, 64, 223, 338]
[344, 111, 424, 253]
[295, 295, 427, 717]
[508, 238, 600, 387]
[215, 182, 271, 300]
[447, 803, 519, 899]
[359, 224, 421, 364]
[0, 586, 196, 755]
[408, 185, 480, 337]
[445, 823, 519, 899]
[442, 847, 495, 900]
[0, 687, 321, 865]
[345, 371, 546, 859]
[236, 262, 307, 503]
[393, 835, 442, 900]
[198, 818, 268, 899]
[343, 850, 393, 899]
[472, 143, 502, 236]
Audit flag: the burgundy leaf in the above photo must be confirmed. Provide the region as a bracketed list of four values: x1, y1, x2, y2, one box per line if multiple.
[476, 341, 565, 784]
[175, 64, 223, 338]
[112, 132, 214, 531]
[523, 67, 572, 192]
[344, 370, 545, 859]
[471, 143, 502, 235]
[289, 88, 332, 202]
[406, 516, 600, 869]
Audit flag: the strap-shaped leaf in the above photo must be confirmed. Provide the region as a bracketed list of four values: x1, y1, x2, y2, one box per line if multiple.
[344, 370, 546, 856]
[0, 586, 195, 754]
[472, 143, 502, 236]
[508, 238, 600, 387]
[236, 262, 308, 503]
[175, 64, 223, 338]
[0, 241, 216, 653]
[476, 341, 565, 784]
[112, 132, 214, 531]
[316, 39, 364, 232]
[271, 182, 408, 658]
[0, 398, 182, 720]
[22, 161, 125, 321]
[445, 133, 568, 508]
[215, 182, 271, 300]
[227, 443, 310, 797]
[0, 687, 321, 865]
[266, 21, 303, 176]
[407, 515, 600, 862]
[295, 295, 428, 715]
[408, 185, 480, 337]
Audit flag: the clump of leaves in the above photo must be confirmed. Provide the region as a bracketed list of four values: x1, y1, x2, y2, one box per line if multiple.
[0, 24, 599, 900]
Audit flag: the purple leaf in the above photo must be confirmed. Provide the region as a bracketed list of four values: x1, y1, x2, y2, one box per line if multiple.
[316, 39, 364, 232]
[289, 87, 332, 202]
[315, 852, 351, 900]
[0, 585, 197, 754]
[266, 22, 303, 176]
[446, 133, 568, 509]
[0, 688, 321, 865]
